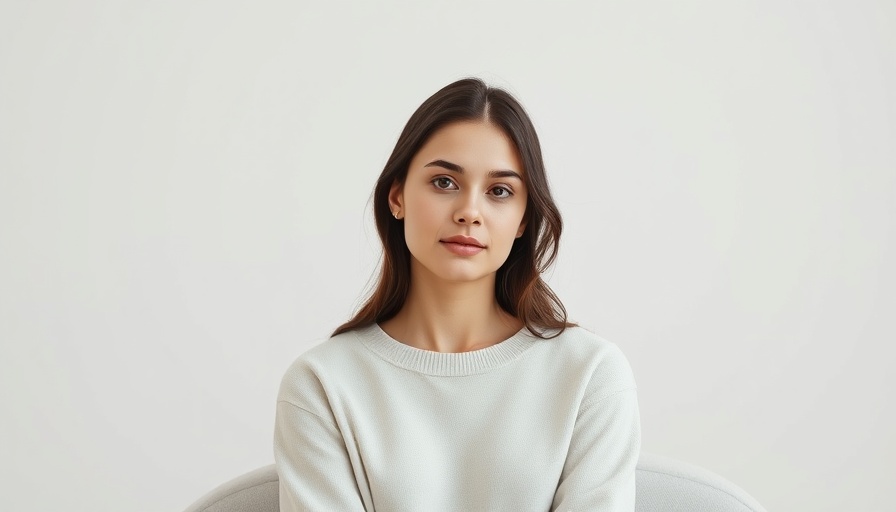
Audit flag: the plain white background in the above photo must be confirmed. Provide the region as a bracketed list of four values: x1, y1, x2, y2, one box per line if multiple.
[1, 1, 893, 510]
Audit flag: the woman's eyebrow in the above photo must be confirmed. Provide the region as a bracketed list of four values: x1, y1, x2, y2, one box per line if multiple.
[424, 159, 522, 180]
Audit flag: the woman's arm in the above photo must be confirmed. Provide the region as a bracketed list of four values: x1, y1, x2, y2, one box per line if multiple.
[274, 399, 368, 511]
[551, 348, 641, 511]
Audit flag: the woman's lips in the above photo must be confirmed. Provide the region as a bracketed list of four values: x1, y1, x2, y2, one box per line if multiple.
[440, 241, 485, 256]
[439, 235, 485, 256]
[441, 235, 484, 247]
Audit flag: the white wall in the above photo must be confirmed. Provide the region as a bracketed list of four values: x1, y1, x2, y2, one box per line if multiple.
[1, 1, 893, 510]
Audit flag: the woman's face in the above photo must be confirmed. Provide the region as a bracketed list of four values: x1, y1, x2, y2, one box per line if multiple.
[389, 120, 528, 285]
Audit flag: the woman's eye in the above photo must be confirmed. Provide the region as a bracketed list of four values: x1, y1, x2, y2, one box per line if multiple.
[491, 186, 513, 198]
[432, 177, 456, 190]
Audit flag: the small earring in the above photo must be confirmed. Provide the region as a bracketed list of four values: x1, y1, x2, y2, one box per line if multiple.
[393, 210, 400, 219]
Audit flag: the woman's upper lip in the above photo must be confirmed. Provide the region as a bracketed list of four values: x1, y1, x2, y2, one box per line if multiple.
[440, 235, 485, 248]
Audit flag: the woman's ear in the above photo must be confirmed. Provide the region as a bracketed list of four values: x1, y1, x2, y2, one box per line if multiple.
[388, 180, 404, 219]
[516, 212, 528, 238]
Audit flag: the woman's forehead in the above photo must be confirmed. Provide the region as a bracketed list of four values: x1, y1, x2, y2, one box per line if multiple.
[411, 121, 524, 176]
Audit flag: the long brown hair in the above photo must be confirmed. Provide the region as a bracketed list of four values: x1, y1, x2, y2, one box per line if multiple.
[332, 78, 575, 338]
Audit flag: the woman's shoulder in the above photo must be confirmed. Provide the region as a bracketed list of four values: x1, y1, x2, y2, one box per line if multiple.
[540, 325, 629, 360]
[284, 325, 378, 373]
[290, 327, 367, 364]
[276, 326, 373, 405]
[536, 324, 637, 393]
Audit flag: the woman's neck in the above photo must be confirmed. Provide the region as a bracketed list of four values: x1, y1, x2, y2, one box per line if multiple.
[379, 271, 523, 353]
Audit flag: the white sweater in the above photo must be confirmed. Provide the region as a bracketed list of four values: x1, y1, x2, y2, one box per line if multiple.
[273, 323, 640, 511]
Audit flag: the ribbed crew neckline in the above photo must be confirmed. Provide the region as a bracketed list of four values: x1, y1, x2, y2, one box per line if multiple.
[355, 323, 537, 377]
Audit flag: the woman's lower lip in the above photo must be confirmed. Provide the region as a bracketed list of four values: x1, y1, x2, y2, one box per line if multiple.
[440, 242, 484, 256]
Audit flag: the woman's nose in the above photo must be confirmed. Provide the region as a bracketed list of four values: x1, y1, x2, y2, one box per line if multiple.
[453, 193, 482, 225]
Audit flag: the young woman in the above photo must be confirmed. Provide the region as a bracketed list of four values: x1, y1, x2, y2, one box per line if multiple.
[274, 78, 640, 511]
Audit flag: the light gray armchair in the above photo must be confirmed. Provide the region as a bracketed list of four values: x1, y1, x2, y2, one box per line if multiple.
[186, 453, 766, 512]
[184, 452, 767, 512]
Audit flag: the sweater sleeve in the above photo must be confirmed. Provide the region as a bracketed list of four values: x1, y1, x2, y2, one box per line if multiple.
[273, 399, 367, 512]
[551, 345, 641, 512]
